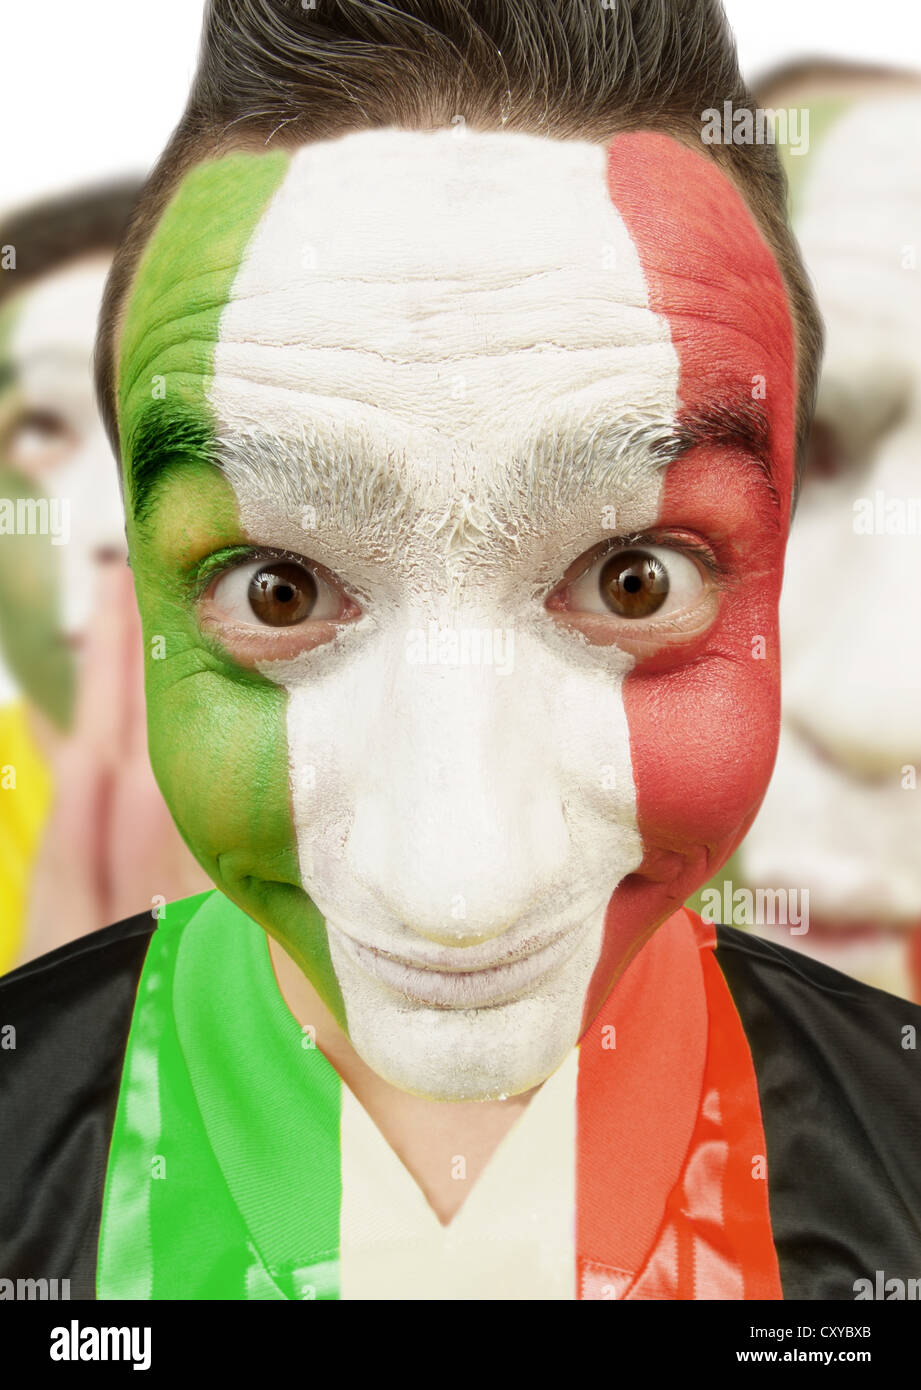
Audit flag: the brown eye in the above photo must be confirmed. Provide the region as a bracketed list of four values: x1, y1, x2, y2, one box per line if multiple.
[247, 562, 318, 626]
[599, 548, 669, 618]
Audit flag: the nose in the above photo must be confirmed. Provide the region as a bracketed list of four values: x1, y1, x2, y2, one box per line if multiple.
[346, 646, 570, 946]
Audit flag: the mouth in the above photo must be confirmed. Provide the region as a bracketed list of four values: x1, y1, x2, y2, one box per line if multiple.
[327, 912, 599, 1009]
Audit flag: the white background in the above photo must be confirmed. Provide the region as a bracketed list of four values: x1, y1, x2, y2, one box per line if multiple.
[2, 0, 919, 211]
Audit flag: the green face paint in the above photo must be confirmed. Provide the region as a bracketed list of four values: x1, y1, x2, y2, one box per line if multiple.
[118, 151, 345, 1027]
[97, 890, 343, 1299]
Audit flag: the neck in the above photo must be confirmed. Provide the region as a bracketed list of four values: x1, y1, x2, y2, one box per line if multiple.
[266, 934, 542, 1224]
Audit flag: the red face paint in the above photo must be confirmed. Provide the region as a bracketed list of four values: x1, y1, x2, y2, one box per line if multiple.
[582, 132, 797, 1030]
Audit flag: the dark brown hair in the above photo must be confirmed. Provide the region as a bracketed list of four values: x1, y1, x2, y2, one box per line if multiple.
[95, 0, 823, 496]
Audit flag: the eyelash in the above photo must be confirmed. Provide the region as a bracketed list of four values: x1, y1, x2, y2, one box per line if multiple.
[191, 545, 325, 601]
[192, 531, 728, 610]
[550, 529, 729, 595]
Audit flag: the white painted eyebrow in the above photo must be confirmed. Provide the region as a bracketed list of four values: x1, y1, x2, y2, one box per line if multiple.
[214, 410, 685, 554]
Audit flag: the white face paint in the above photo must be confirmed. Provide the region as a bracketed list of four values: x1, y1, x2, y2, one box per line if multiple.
[8, 257, 126, 639]
[742, 95, 921, 986]
[210, 128, 681, 1098]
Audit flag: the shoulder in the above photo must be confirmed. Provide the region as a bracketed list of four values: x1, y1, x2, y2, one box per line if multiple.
[714, 920, 921, 1045]
[0, 909, 156, 1006]
[0, 911, 157, 1296]
[0, 911, 158, 1075]
[713, 924, 921, 1298]
[713, 921, 921, 1133]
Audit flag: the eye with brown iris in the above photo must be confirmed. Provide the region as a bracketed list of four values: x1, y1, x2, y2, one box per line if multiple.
[247, 561, 318, 626]
[598, 548, 669, 618]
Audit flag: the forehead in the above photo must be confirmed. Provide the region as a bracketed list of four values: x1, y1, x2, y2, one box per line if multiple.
[213, 130, 681, 459]
[118, 127, 793, 505]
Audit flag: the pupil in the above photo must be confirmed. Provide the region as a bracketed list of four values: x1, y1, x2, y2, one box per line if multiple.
[248, 562, 317, 627]
[599, 548, 669, 619]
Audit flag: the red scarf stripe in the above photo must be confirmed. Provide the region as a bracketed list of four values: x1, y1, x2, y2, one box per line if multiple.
[576, 908, 782, 1299]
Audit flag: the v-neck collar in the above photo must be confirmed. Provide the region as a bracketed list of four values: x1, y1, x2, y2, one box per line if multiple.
[172, 892, 712, 1299]
[337, 1048, 579, 1298]
[100, 890, 763, 1299]
[176, 891, 582, 1297]
[174, 891, 343, 1295]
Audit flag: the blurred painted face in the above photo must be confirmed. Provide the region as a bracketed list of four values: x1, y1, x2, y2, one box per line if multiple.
[117, 127, 796, 1100]
[0, 255, 126, 727]
[741, 92, 921, 995]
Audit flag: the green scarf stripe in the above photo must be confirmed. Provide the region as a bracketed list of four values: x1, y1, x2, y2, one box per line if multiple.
[95, 890, 251, 1299]
[97, 891, 343, 1299]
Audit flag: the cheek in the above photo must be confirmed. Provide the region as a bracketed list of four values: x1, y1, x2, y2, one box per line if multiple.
[145, 657, 297, 886]
[580, 627, 780, 1034]
[626, 448, 785, 870]
[625, 657, 779, 869]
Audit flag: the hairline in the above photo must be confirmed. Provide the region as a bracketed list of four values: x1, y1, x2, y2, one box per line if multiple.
[105, 122, 805, 497]
[94, 1, 823, 514]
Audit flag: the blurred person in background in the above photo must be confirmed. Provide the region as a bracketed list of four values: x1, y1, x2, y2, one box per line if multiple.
[689, 61, 921, 1001]
[0, 183, 210, 972]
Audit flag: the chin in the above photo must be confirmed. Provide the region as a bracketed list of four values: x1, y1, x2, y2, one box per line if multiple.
[328, 904, 608, 1101]
[346, 997, 582, 1102]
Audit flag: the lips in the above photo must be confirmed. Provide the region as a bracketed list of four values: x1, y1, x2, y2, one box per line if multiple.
[327, 913, 597, 1009]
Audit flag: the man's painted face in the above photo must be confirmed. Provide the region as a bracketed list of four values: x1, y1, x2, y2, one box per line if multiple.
[117, 128, 795, 1100]
[0, 256, 126, 727]
[742, 93, 921, 993]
